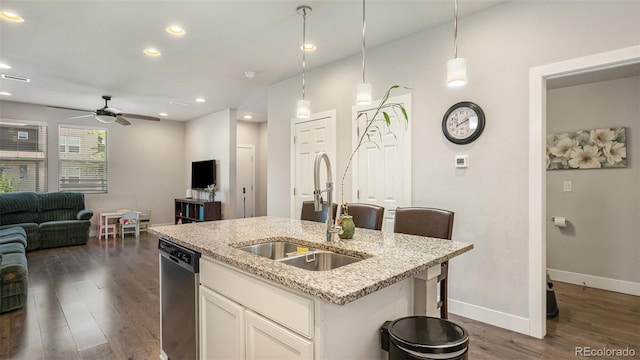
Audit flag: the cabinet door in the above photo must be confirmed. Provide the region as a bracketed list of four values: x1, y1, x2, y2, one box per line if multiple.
[200, 286, 245, 360]
[245, 310, 313, 360]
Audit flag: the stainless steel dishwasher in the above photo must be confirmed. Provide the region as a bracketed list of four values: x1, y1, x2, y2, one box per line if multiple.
[159, 238, 200, 360]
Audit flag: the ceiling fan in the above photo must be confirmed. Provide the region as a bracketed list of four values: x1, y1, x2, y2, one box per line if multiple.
[48, 95, 160, 126]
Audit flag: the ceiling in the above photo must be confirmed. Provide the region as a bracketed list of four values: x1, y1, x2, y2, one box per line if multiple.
[547, 62, 640, 90]
[0, 0, 505, 123]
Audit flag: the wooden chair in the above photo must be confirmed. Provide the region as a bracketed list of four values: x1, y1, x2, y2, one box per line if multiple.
[119, 211, 140, 238]
[98, 212, 117, 241]
[341, 203, 384, 230]
[300, 201, 338, 223]
[394, 207, 454, 319]
[139, 209, 151, 232]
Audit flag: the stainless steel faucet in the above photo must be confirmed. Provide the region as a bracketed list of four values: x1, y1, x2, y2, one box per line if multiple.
[313, 152, 340, 242]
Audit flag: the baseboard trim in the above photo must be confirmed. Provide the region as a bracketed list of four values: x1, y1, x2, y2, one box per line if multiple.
[547, 268, 640, 296]
[449, 299, 530, 336]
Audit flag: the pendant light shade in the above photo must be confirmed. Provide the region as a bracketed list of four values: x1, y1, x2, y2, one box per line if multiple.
[356, 83, 372, 105]
[296, 6, 312, 118]
[447, 57, 467, 87]
[296, 99, 311, 119]
[356, 0, 372, 105]
[447, 0, 467, 88]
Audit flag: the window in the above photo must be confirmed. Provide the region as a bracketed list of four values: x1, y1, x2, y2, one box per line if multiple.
[0, 121, 48, 193]
[59, 135, 81, 153]
[59, 125, 107, 193]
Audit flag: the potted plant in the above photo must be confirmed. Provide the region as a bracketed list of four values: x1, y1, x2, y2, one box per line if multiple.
[338, 85, 410, 238]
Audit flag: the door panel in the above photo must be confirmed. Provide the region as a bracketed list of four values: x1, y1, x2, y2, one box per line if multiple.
[245, 310, 313, 360]
[352, 95, 411, 232]
[293, 111, 336, 219]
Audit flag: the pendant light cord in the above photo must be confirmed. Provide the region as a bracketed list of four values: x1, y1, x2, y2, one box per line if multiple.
[302, 8, 307, 101]
[362, 0, 366, 84]
[453, 0, 458, 59]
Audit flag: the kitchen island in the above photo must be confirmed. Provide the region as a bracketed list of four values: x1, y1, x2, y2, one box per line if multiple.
[151, 216, 473, 359]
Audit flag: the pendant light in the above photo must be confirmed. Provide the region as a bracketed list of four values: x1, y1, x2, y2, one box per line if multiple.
[356, 0, 372, 105]
[296, 6, 312, 119]
[447, 0, 467, 87]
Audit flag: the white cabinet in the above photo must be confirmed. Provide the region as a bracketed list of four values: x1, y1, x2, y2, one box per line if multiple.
[245, 310, 313, 360]
[199, 285, 245, 360]
[199, 259, 314, 360]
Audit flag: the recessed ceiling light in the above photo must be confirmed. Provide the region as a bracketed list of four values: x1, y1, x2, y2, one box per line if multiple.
[0, 11, 24, 23]
[166, 25, 186, 36]
[195, 97, 206, 103]
[159, 112, 168, 117]
[143, 48, 161, 56]
[0, 63, 11, 70]
[301, 43, 316, 51]
[0, 91, 12, 96]
[244, 71, 255, 78]
[243, 115, 253, 120]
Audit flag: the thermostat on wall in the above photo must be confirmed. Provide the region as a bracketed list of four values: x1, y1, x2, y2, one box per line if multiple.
[455, 155, 469, 168]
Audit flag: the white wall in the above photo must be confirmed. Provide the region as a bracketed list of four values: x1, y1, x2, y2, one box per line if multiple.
[185, 109, 237, 219]
[236, 120, 267, 217]
[0, 100, 186, 227]
[267, 1, 640, 331]
[546, 76, 640, 283]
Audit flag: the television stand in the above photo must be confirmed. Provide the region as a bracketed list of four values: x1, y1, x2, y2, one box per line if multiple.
[175, 198, 221, 224]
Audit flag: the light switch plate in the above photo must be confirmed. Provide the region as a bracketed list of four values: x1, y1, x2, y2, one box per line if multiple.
[563, 181, 572, 192]
[455, 155, 469, 168]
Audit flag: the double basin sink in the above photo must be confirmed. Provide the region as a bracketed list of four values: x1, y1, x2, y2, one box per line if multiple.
[236, 239, 366, 271]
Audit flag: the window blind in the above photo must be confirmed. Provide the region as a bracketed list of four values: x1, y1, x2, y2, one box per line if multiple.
[59, 125, 108, 193]
[0, 121, 48, 193]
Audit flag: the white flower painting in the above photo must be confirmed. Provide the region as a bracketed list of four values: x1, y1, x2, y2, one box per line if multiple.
[546, 127, 627, 170]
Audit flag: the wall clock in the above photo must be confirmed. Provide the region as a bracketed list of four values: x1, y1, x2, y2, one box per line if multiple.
[442, 101, 486, 145]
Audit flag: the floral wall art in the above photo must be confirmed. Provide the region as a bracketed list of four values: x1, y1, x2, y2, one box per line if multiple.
[546, 127, 627, 170]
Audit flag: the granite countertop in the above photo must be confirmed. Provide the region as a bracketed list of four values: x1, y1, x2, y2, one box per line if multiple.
[150, 216, 473, 305]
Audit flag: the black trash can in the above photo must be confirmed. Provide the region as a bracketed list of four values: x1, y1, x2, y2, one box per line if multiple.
[381, 316, 469, 359]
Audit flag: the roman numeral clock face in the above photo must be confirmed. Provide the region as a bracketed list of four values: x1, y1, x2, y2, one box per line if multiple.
[442, 102, 486, 145]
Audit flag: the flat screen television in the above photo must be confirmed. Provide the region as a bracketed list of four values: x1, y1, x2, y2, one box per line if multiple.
[191, 159, 216, 189]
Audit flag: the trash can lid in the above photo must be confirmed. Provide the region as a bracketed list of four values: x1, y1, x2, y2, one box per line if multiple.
[388, 316, 469, 355]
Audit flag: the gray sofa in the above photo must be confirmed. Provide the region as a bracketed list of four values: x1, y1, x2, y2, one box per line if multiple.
[0, 192, 93, 313]
[0, 192, 93, 251]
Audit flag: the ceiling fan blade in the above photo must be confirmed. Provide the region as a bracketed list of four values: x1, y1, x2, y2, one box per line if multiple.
[47, 105, 93, 112]
[116, 116, 131, 126]
[67, 114, 95, 120]
[120, 113, 161, 121]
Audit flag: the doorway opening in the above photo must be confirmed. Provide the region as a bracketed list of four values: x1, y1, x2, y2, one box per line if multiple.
[528, 45, 640, 339]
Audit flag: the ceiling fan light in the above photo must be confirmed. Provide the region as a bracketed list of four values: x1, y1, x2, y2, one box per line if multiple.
[296, 99, 310, 119]
[95, 114, 116, 124]
[356, 83, 372, 105]
[447, 57, 467, 88]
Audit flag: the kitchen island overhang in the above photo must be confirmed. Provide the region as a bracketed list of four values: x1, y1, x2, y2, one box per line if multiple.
[150, 216, 473, 306]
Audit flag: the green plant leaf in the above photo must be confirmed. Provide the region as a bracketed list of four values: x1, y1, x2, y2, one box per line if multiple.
[383, 112, 391, 127]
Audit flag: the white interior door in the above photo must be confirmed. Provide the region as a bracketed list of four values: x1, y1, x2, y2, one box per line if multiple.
[291, 110, 336, 219]
[236, 145, 255, 218]
[352, 94, 412, 232]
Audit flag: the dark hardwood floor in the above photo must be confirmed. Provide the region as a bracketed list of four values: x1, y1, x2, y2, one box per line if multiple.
[1, 232, 638, 359]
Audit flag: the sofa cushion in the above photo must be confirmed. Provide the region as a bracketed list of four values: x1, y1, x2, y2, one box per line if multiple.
[38, 192, 85, 222]
[38, 220, 90, 249]
[0, 192, 39, 225]
[0, 223, 39, 251]
[0, 251, 28, 313]
[0, 242, 26, 255]
[0, 234, 27, 248]
[0, 226, 26, 238]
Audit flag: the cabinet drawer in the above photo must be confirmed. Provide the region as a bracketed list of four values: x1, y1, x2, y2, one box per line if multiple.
[201, 258, 314, 338]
